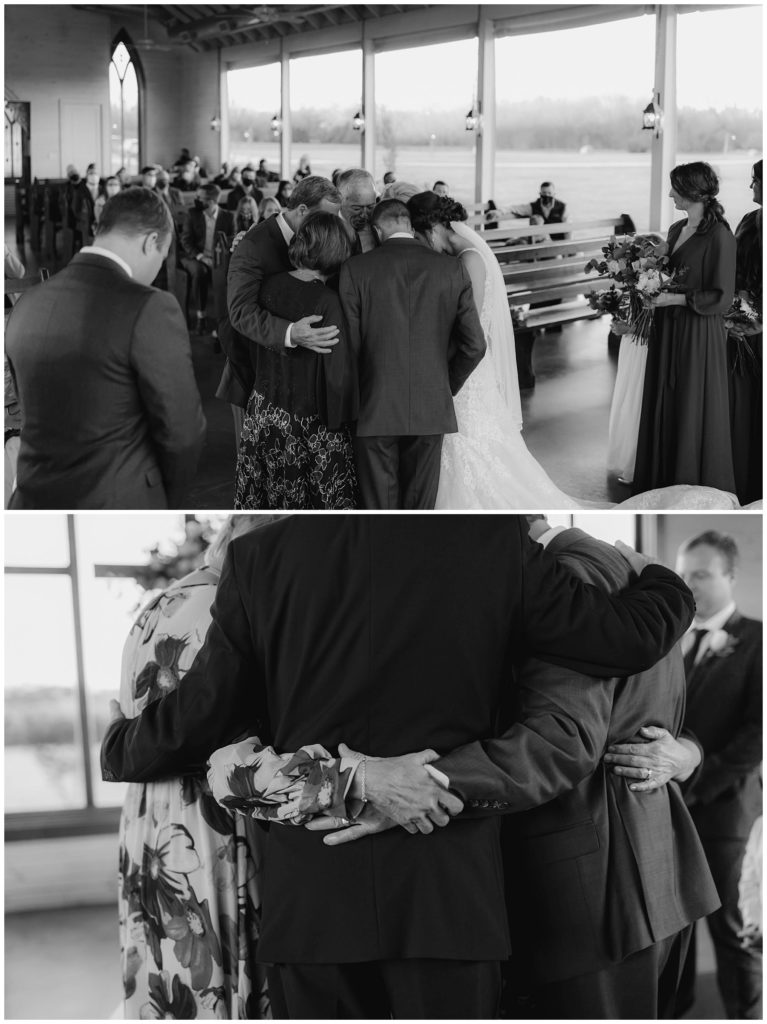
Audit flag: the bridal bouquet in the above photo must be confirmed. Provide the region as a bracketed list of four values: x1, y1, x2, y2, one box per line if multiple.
[724, 295, 761, 373]
[585, 235, 685, 343]
[208, 737, 355, 825]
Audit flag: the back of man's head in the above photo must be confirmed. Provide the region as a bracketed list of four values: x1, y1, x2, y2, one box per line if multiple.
[96, 187, 172, 243]
[287, 175, 341, 212]
[371, 199, 411, 240]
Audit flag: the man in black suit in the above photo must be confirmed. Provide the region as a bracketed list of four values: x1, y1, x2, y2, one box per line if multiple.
[673, 530, 762, 1019]
[226, 164, 263, 212]
[6, 188, 205, 509]
[180, 183, 235, 333]
[70, 163, 101, 247]
[219, 176, 342, 434]
[339, 199, 485, 509]
[102, 515, 695, 1019]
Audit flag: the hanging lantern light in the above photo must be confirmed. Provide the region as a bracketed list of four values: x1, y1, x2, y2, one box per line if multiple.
[352, 110, 365, 132]
[642, 95, 663, 138]
[210, 114, 222, 132]
[270, 114, 282, 138]
[465, 107, 479, 132]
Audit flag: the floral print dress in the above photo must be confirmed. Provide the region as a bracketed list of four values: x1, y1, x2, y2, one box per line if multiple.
[117, 566, 269, 1020]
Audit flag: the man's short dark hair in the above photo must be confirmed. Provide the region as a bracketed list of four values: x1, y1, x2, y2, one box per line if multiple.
[680, 531, 739, 575]
[95, 187, 173, 241]
[140, 166, 156, 176]
[200, 183, 221, 202]
[371, 198, 410, 231]
[433, 180, 447, 189]
[288, 211, 355, 276]
[287, 175, 341, 212]
[540, 181, 554, 189]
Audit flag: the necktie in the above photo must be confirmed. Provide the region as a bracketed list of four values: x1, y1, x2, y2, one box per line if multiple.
[683, 628, 708, 678]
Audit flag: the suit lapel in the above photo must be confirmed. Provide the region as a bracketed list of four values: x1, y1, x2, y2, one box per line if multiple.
[687, 609, 743, 686]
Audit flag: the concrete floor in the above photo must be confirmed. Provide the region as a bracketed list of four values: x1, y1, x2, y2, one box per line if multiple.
[5, 903, 726, 1019]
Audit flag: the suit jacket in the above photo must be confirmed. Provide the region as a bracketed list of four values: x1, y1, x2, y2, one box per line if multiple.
[436, 527, 719, 984]
[102, 516, 694, 964]
[6, 253, 206, 509]
[339, 237, 486, 437]
[226, 183, 263, 211]
[70, 181, 98, 243]
[181, 206, 235, 261]
[684, 609, 762, 840]
[219, 215, 294, 406]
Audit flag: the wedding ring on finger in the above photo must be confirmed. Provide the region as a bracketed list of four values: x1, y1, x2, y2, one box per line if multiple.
[646, 768, 653, 780]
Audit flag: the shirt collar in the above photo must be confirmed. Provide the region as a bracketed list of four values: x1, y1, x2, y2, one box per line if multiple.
[387, 231, 414, 240]
[78, 246, 133, 278]
[535, 525, 567, 549]
[276, 212, 294, 245]
[692, 600, 736, 633]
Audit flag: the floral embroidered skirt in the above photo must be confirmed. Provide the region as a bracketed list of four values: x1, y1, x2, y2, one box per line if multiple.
[234, 391, 358, 510]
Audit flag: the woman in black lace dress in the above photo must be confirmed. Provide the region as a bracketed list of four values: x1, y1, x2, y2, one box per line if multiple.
[728, 159, 762, 505]
[234, 212, 359, 509]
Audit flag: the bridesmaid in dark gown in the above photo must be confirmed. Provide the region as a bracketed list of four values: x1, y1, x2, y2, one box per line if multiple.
[728, 159, 762, 505]
[633, 162, 736, 495]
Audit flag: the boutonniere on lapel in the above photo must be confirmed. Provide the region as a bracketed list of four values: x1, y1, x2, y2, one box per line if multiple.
[706, 629, 740, 659]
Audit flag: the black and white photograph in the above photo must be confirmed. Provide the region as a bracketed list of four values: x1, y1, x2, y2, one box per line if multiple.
[3, 2, 763, 1022]
[4, 512, 763, 1019]
[3, 3, 762, 510]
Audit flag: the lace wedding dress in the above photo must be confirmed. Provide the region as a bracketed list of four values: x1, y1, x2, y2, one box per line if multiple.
[436, 222, 580, 509]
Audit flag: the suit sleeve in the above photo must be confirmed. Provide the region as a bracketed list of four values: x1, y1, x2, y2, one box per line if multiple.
[227, 232, 291, 352]
[517, 522, 694, 676]
[101, 545, 264, 782]
[131, 291, 206, 507]
[436, 657, 614, 813]
[687, 632, 762, 805]
[448, 261, 487, 395]
[338, 262, 362, 359]
[180, 212, 200, 259]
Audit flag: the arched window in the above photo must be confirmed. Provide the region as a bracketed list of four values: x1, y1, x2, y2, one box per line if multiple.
[109, 33, 142, 175]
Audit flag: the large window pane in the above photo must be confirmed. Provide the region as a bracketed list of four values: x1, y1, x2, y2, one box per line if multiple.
[5, 575, 85, 812]
[677, 7, 762, 230]
[5, 514, 69, 567]
[288, 49, 362, 182]
[496, 15, 655, 229]
[375, 39, 477, 202]
[227, 63, 281, 171]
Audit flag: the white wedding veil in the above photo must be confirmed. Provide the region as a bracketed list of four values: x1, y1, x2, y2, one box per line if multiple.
[451, 219, 523, 430]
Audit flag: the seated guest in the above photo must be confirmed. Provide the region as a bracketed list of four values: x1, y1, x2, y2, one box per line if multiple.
[213, 161, 233, 187]
[172, 159, 200, 192]
[293, 154, 312, 183]
[383, 170, 397, 186]
[137, 165, 157, 190]
[256, 157, 279, 186]
[226, 164, 262, 211]
[94, 176, 122, 225]
[433, 179, 449, 197]
[71, 163, 102, 246]
[337, 167, 379, 252]
[234, 211, 359, 510]
[229, 196, 259, 254]
[155, 169, 185, 226]
[180, 183, 235, 333]
[257, 195, 281, 223]
[275, 180, 293, 207]
[5, 188, 206, 509]
[116, 166, 130, 189]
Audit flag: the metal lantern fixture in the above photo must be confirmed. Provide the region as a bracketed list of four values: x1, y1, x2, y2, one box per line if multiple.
[270, 114, 282, 138]
[210, 114, 222, 132]
[352, 110, 365, 132]
[465, 107, 479, 132]
[642, 95, 663, 138]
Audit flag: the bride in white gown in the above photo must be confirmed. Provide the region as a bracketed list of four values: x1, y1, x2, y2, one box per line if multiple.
[406, 192, 581, 509]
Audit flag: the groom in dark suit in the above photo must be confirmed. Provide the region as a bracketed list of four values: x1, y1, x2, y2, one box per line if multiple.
[102, 515, 695, 1019]
[674, 530, 762, 1019]
[6, 188, 205, 509]
[339, 199, 486, 509]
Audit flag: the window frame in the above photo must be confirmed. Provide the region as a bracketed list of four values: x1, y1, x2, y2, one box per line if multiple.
[109, 30, 145, 175]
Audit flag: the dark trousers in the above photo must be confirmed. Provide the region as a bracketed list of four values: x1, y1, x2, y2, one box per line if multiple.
[353, 434, 442, 509]
[677, 838, 762, 1019]
[181, 257, 211, 315]
[525, 927, 692, 1020]
[268, 959, 502, 1019]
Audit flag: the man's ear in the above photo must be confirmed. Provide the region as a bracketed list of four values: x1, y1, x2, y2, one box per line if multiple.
[142, 231, 159, 255]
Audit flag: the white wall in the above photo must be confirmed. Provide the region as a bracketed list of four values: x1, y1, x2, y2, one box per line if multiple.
[5, 4, 219, 177]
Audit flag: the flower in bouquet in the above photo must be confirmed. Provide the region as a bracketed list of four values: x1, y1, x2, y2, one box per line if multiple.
[724, 295, 762, 375]
[585, 234, 683, 343]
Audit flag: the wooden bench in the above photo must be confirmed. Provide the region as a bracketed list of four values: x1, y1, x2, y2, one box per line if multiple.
[467, 212, 633, 386]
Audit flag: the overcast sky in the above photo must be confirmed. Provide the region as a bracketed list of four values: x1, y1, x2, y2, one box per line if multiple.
[228, 6, 762, 112]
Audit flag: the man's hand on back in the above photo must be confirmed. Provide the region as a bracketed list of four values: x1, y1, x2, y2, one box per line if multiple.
[291, 315, 340, 354]
[615, 539, 655, 576]
[340, 742, 464, 833]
